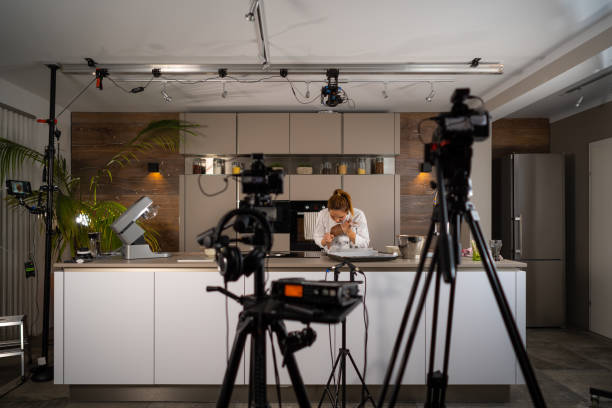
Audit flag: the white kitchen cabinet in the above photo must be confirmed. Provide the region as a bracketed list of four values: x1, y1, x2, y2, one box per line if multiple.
[290, 113, 342, 154]
[345, 271, 426, 384]
[181, 113, 236, 155]
[63, 271, 154, 384]
[155, 271, 244, 384]
[425, 270, 517, 384]
[343, 113, 399, 155]
[181, 175, 237, 252]
[289, 175, 341, 201]
[342, 175, 398, 250]
[237, 113, 289, 154]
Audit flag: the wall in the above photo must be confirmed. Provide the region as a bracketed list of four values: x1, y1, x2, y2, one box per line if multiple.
[550, 101, 612, 330]
[71, 113, 183, 252]
[0, 76, 70, 337]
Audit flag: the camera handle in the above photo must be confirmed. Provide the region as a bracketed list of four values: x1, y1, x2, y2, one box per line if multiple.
[206, 286, 244, 304]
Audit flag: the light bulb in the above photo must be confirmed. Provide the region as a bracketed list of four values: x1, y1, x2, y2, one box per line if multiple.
[382, 82, 389, 99]
[221, 82, 228, 98]
[305, 82, 311, 98]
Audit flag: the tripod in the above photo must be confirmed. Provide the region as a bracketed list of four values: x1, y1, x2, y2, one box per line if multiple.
[318, 263, 376, 408]
[211, 263, 311, 408]
[376, 153, 547, 408]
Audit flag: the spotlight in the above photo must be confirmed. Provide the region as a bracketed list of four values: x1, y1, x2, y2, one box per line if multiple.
[575, 95, 584, 108]
[161, 82, 172, 103]
[425, 81, 435, 103]
[221, 81, 228, 99]
[245, 0, 258, 21]
[305, 81, 311, 99]
[382, 82, 389, 99]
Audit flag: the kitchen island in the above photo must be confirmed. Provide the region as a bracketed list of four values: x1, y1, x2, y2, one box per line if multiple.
[53, 254, 527, 402]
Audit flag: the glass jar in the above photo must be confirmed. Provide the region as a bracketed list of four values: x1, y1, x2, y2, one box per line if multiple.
[337, 160, 348, 175]
[374, 157, 385, 174]
[357, 158, 367, 175]
[320, 160, 332, 174]
[232, 161, 242, 175]
[87, 232, 101, 258]
[213, 158, 226, 175]
[192, 158, 201, 174]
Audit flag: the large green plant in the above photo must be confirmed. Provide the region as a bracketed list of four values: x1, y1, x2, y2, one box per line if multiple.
[0, 119, 199, 260]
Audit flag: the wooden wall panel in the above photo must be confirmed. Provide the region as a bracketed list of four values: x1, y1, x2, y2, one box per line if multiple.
[492, 118, 550, 159]
[71, 112, 182, 252]
[398, 113, 437, 235]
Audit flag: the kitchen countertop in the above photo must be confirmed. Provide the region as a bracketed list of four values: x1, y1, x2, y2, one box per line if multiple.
[55, 252, 526, 271]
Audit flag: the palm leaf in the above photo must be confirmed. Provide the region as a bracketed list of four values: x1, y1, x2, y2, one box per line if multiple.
[0, 137, 44, 183]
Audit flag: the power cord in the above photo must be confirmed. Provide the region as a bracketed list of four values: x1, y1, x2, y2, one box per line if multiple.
[56, 77, 96, 118]
[198, 174, 229, 197]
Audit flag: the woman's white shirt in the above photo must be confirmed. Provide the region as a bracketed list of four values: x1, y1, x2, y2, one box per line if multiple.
[313, 208, 370, 249]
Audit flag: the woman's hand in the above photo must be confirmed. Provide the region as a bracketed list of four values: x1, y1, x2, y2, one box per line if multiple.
[341, 220, 357, 243]
[321, 233, 334, 248]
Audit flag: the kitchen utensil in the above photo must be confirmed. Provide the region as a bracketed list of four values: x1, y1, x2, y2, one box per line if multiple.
[398, 235, 424, 259]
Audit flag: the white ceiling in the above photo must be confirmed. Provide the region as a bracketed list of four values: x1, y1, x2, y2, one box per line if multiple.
[0, 0, 611, 117]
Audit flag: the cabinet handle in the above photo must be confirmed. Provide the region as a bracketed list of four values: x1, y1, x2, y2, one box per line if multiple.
[513, 215, 522, 256]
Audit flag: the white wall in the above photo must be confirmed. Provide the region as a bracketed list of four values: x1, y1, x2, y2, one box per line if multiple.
[0, 76, 71, 337]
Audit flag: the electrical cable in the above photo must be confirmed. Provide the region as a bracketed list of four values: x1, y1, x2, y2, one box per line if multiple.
[106, 75, 155, 94]
[56, 77, 96, 118]
[416, 117, 438, 145]
[225, 281, 229, 363]
[283, 77, 321, 105]
[198, 174, 229, 197]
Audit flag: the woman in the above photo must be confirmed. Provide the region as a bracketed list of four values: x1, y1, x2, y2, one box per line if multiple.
[313, 189, 370, 249]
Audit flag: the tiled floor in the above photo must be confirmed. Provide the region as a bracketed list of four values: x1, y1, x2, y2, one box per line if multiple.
[0, 329, 611, 407]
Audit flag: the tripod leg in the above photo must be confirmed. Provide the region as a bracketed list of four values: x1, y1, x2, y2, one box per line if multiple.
[252, 314, 268, 408]
[438, 271, 457, 406]
[346, 351, 377, 408]
[272, 321, 311, 408]
[377, 221, 435, 407]
[342, 320, 347, 408]
[388, 252, 438, 408]
[217, 315, 253, 408]
[318, 353, 343, 408]
[425, 266, 443, 407]
[466, 206, 547, 408]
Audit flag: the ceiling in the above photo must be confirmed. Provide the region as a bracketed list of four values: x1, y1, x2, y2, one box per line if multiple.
[0, 0, 611, 118]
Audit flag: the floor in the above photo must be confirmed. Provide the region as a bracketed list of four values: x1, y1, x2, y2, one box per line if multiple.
[0, 329, 611, 407]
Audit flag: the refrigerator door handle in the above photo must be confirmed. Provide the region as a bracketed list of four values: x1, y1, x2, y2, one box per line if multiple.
[513, 215, 522, 256]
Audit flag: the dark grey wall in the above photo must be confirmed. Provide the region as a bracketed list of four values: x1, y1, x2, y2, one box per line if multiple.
[550, 101, 612, 330]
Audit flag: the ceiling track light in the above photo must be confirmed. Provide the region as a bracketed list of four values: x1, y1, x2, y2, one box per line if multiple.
[245, 0, 258, 21]
[575, 95, 584, 108]
[382, 82, 389, 99]
[221, 81, 228, 98]
[425, 81, 435, 102]
[305, 81, 311, 99]
[60, 62, 503, 76]
[160, 82, 172, 103]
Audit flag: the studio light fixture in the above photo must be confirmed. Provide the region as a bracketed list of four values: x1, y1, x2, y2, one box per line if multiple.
[382, 82, 389, 99]
[426, 81, 436, 102]
[575, 95, 584, 108]
[160, 82, 172, 102]
[221, 81, 228, 98]
[245, 0, 257, 21]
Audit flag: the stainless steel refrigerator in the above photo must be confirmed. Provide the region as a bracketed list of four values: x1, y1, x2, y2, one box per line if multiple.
[498, 153, 565, 327]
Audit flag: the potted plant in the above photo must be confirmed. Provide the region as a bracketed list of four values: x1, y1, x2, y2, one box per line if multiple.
[0, 119, 199, 259]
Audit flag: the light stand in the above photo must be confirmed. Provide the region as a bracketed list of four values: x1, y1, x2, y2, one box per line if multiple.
[318, 262, 376, 408]
[31, 64, 58, 382]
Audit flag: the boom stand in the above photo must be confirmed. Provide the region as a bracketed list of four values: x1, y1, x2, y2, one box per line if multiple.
[318, 263, 376, 408]
[376, 156, 547, 408]
[213, 263, 311, 408]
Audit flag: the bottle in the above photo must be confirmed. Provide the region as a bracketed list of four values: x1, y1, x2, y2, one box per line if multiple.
[88, 232, 101, 257]
[358, 158, 367, 175]
[193, 158, 201, 174]
[338, 160, 347, 175]
[374, 157, 384, 174]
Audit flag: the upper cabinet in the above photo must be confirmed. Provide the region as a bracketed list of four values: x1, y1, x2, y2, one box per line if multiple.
[290, 113, 342, 154]
[181, 113, 236, 155]
[237, 113, 289, 154]
[343, 113, 399, 155]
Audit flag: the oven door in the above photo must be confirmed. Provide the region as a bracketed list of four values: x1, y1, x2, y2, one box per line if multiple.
[290, 201, 327, 251]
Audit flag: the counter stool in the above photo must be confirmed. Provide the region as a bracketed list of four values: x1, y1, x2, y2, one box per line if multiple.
[0, 315, 31, 380]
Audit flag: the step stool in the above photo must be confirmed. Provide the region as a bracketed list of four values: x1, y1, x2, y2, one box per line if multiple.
[0, 315, 30, 380]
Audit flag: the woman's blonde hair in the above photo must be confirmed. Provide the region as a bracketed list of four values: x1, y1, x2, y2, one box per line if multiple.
[327, 189, 354, 216]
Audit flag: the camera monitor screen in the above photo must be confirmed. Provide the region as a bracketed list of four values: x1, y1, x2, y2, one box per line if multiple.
[6, 180, 32, 197]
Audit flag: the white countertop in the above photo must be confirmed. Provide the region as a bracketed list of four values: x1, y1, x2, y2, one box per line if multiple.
[55, 252, 526, 271]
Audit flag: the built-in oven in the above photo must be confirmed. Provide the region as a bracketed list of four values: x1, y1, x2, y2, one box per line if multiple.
[290, 201, 327, 251]
[270, 201, 290, 233]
